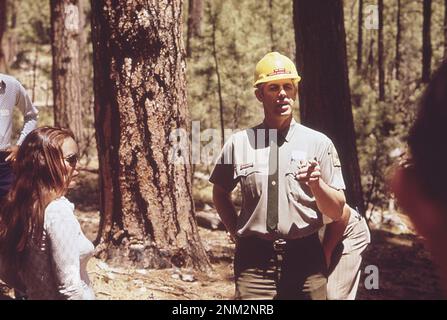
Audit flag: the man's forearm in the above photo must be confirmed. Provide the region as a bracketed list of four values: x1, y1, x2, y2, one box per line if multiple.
[309, 179, 345, 221]
[213, 186, 238, 236]
[322, 205, 351, 265]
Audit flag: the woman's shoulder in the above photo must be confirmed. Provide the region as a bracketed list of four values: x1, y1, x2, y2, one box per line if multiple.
[44, 197, 76, 223]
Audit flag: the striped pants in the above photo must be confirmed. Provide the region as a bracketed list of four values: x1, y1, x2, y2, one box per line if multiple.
[327, 210, 371, 300]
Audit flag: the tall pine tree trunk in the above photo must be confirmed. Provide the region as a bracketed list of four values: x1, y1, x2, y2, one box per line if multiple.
[293, 0, 365, 215]
[91, 0, 210, 271]
[378, 0, 385, 101]
[50, 0, 83, 142]
[422, 0, 432, 83]
[357, 0, 363, 72]
[395, 0, 401, 80]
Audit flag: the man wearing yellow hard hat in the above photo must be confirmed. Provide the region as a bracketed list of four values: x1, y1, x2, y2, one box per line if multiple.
[210, 52, 346, 299]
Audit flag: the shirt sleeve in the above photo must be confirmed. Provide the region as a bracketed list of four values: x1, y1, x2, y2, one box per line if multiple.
[45, 205, 91, 300]
[209, 136, 238, 192]
[15, 81, 38, 145]
[319, 140, 346, 191]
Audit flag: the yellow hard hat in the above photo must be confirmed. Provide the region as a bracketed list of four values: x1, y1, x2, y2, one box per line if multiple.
[253, 52, 301, 87]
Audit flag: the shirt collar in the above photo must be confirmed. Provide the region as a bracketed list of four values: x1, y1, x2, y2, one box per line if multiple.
[259, 118, 298, 143]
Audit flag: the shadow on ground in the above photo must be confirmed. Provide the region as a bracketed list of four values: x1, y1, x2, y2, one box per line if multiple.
[357, 229, 443, 300]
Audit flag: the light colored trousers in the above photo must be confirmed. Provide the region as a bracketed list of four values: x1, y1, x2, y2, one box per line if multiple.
[327, 209, 371, 300]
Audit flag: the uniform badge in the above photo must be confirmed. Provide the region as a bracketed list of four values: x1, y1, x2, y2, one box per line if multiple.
[240, 163, 254, 170]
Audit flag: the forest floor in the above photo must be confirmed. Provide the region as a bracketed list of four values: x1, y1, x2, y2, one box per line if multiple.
[0, 171, 444, 300]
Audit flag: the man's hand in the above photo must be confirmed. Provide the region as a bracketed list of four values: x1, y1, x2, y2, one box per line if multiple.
[295, 159, 321, 186]
[5, 145, 19, 162]
[295, 158, 345, 221]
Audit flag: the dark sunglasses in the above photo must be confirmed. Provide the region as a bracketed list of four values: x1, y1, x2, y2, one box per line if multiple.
[64, 154, 78, 168]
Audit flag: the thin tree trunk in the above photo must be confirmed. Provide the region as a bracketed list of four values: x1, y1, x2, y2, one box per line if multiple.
[186, 0, 203, 57]
[269, 0, 275, 52]
[50, 0, 83, 142]
[91, 0, 210, 271]
[5, 0, 17, 68]
[367, 34, 375, 85]
[395, 0, 401, 80]
[294, 0, 365, 215]
[378, 0, 385, 101]
[77, 0, 93, 158]
[0, 0, 6, 71]
[31, 45, 38, 101]
[357, 0, 363, 72]
[444, 0, 447, 60]
[210, 8, 225, 147]
[422, 0, 432, 83]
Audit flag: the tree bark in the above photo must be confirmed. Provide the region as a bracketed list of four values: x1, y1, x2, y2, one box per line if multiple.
[293, 0, 365, 215]
[422, 0, 432, 83]
[378, 0, 385, 101]
[357, 0, 363, 72]
[0, 0, 6, 71]
[186, 0, 203, 57]
[50, 0, 83, 142]
[395, 0, 401, 80]
[91, 0, 210, 271]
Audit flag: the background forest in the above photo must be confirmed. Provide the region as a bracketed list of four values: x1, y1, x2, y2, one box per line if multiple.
[0, 0, 446, 299]
[2, 0, 446, 213]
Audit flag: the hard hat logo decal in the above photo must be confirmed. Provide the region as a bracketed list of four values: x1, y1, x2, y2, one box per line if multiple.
[268, 68, 291, 76]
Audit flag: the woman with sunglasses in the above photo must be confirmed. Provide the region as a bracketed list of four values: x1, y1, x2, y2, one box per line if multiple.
[0, 126, 95, 300]
[391, 61, 447, 296]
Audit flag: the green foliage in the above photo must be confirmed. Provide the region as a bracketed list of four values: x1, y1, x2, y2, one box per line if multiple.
[344, 0, 444, 209]
[187, 0, 295, 130]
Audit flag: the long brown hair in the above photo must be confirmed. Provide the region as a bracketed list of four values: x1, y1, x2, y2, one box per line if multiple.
[0, 126, 76, 262]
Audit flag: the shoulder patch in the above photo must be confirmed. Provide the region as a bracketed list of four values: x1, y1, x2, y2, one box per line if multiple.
[328, 145, 341, 167]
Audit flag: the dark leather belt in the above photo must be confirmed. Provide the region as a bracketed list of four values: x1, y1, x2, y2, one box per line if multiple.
[237, 236, 313, 253]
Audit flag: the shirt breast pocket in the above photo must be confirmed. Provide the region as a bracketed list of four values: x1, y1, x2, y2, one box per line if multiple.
[285, 164, 315, 207]
[236, 165, 265, 200]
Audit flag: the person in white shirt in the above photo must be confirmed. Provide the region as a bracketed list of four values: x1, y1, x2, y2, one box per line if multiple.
[0, 126, 94, 300]
[0, 73, 38, 200]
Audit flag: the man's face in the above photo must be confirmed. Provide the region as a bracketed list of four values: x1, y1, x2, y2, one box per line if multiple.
[255, 79, 297, 121]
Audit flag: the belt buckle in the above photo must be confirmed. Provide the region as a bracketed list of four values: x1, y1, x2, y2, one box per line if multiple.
[273, 239, 286, 252]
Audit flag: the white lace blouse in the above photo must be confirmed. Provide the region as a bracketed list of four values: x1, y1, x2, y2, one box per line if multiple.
[19, 197, 95, 300]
